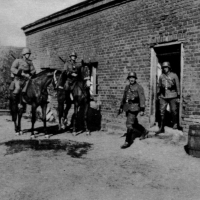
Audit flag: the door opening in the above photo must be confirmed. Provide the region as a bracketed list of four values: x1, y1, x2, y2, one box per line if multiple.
[150, 43, 183, 129]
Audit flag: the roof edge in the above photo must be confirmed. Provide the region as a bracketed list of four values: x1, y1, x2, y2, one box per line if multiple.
[22, 0, 133, 35]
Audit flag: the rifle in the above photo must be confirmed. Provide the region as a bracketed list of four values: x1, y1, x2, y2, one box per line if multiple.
[11, 54, 16, 59]
[58, 56, 66, 64]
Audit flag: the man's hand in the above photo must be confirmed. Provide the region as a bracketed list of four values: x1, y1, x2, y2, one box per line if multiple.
[117, 108, 123, 117]
[21, 72, 30, 79]
[140, 107, 145, 116]
[71, 73, 77, 77]
[140, 111, 144, 116]
[86, 80, 91, 87]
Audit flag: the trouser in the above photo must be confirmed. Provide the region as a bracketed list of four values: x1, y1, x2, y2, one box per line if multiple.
[126, 111, 145, 144]
[12, 77, 26, 94]
[159, 97, 178, 125]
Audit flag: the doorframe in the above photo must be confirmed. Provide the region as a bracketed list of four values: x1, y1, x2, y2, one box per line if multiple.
[149, 41, 184, 127]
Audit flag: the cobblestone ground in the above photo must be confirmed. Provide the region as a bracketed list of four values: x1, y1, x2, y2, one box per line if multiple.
[0, 115, 200, 200]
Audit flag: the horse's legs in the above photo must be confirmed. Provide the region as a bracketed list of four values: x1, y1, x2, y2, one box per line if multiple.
[41, 103, 49, 138]
[30, 103, 37, 139]
[17, 107, 24, 135]
[83, 102, 90, 135]
[10, 93, 20, 134]
[12, 106, 18, 133]
[58, 100, 64, 131]
[63, 94, 72, 128]
[72, 103, 78, 135]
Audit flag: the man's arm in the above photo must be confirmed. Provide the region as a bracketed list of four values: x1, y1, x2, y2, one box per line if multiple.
[174, 74, 180, 97]
[11, 59, 21, 76]
[157, 75, 162, 97]
[120, 86, 128, 107]
[118, 86, 128, 115]
[30, 62, 36, 76]
[138, 85, 145, 109]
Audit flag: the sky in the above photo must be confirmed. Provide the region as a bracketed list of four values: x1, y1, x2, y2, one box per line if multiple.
[0, 0, 83, 47]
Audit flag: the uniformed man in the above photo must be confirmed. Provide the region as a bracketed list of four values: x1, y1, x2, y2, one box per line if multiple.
[156, 61, 180, 134]
[58, 52, 79, 91]
[57, 52, 91, 93]
[119, 72, 148, 149]
[10, 47, 36, 107]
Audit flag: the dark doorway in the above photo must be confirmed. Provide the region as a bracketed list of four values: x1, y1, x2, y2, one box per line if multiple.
[154, 44, 181, 128]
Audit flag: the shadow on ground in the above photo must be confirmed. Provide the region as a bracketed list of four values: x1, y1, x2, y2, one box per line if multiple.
[70, 106, 102, 132]
[0, 139, 93, 158]
[22, 124, 70, 136]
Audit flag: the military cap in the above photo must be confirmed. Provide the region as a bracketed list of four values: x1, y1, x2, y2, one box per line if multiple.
[70, 52, 77, 58]
[127, 72, 137, 79]
[22, 47, 31, 55]
[161, 61, 171, 68]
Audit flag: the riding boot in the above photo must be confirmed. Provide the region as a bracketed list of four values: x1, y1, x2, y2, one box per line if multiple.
[155, 115, 165, 135]
[121, 128, 133, 149]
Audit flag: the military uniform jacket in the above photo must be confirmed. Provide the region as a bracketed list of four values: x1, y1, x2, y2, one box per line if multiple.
[121, 83, 145, 112]
[158, 72, 180, 99]
[64, 60, 79, 77]
[11, 58, 36, 78]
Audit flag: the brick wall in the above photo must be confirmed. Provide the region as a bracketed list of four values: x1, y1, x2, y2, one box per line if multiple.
[0, 46, 23, 109]
[23, 0, 200, 133]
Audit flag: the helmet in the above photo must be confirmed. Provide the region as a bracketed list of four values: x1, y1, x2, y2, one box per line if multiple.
[22, 47, 31, 55]
[161, 61, 171, 69]
[69, 52, 77, 58]
[127, 72, 137, 79]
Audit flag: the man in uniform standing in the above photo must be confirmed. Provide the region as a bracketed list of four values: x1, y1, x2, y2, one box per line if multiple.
[10, 47, 36, 108]
[156, 61, 180, 134]
[119, 72, 148, 149]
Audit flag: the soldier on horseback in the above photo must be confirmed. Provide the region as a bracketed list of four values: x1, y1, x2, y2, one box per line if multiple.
[9, 47, 36, 108]
[58, 52, 79, 91]
[57, 51, 91, 96]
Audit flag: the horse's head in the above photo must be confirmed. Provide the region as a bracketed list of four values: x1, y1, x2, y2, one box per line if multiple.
[52, 69, 62, 89]
[78, 60, 90, 81]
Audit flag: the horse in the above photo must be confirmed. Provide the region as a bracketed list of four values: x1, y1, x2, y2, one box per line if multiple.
[9, 68, 57, 139]
[53, 69, 72, 131]
[55, 61, 91, 135]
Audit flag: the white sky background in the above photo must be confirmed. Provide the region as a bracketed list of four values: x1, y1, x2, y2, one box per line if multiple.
[0, 0, 83, 47]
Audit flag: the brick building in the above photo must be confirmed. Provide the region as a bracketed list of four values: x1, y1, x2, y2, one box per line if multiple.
[22, 0, 200, 133]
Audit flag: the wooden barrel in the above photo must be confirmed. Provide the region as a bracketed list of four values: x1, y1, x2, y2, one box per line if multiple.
[188, 125, 200, 158]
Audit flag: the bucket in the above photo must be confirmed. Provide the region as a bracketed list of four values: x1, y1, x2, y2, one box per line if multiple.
[188, 124, 200, 158]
